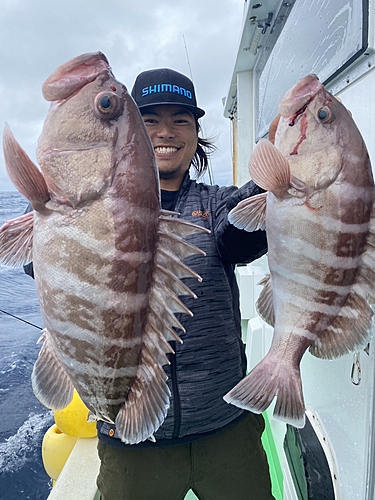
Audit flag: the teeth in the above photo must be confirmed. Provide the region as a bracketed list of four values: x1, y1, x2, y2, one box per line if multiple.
[155, 146, 178, 154]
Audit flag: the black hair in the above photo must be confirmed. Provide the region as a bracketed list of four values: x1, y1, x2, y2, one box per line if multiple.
[191, 122, 216, 179]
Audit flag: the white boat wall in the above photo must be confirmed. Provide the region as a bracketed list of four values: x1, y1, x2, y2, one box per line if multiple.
[226, 0, 375, 499]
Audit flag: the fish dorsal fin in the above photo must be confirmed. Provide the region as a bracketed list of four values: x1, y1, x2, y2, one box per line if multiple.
[3, 125, 49, 211]
[256, 274, 275, 327]
[115, 212, 210, 444]
[228, 192, 267, 232]
[0, 211, 34, 267]
[249, 139, 291, 195]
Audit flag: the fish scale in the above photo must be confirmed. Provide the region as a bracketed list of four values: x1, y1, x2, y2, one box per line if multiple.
[0, 52, 210, 444]
[224, 74, 375, 427]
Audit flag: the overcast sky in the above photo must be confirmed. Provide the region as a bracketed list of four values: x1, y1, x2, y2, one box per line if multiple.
[0, 0, 245, 192]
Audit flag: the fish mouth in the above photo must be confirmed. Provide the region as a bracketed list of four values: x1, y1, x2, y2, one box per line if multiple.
[287, 98, 314, 127]
[278, 74, 322, 119]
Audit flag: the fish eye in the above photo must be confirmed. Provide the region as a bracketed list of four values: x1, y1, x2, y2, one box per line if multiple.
[94, 91, 123, 120]
[317, 106, 332, 123]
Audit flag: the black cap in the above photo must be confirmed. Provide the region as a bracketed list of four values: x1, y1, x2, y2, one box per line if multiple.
[131, 68, 205, 118]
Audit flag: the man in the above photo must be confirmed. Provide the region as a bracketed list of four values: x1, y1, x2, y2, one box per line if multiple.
[96, 68, 274, 500]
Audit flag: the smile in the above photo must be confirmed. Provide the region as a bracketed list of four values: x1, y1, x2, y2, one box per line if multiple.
[154, 146, 179, 154]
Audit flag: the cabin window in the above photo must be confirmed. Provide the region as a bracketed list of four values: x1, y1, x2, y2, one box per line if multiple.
[255, 0, 369, 140]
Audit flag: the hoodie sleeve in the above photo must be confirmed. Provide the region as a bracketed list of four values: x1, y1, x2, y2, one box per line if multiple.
[215, 181, 267, 264]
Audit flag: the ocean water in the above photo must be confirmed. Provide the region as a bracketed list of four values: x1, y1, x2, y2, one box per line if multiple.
[0, 192, 53, 500]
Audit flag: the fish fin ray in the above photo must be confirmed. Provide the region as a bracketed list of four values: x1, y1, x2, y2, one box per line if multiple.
[255, 274, 275, 326]
[224, 355, 305, 427]
[115, 343, 170, 444]
[31, 328, 74, 409]
[159, 212, 211, 238]
[249, 139, 290, 194]
[228, 192, 267, 232]
[309, 290, 373, 358]
[115, 215, 208, 444]
[158, 231, 205, 260]
[0, 212, 34, 267]
[3, 124, 49, 210]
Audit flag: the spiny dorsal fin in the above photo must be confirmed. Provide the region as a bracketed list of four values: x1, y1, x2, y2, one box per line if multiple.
[114, 213, 209, 443]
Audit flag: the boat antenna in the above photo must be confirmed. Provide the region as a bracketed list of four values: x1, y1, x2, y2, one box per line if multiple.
[182, 34, 215, 186]
[0, 307, 43, 330]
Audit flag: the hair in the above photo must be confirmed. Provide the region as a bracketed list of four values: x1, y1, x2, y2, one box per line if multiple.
[191, 121, 217, 179]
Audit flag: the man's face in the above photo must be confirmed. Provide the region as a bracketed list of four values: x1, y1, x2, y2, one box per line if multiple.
[141, 105, 198, 184]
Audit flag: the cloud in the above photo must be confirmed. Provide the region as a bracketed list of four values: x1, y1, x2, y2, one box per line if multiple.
[0, 0, 244, 191]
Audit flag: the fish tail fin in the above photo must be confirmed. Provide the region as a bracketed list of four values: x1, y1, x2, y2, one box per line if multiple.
[224, 355, 305, 428]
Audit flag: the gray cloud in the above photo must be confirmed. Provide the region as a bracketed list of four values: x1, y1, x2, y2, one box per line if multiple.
[0, 0, 244, 191]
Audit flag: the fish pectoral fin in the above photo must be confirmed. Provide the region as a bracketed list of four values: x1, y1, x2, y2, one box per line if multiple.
[0, 211, 34, 267]
[249, 139, 291, 195]
[3, 124, 49, 211]
[309, 289, 373, 359]
[224, 354, 305, 429]
[31, 328, 74, 410]
[228, 192, 267, 232]
[255, 274, 275, 326]
[115, 342, 170, 445]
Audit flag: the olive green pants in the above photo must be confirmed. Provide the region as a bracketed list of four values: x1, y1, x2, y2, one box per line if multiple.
[96, 412, 275, 500]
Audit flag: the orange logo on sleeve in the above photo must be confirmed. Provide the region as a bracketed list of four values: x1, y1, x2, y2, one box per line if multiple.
[192, 210, 209, 219]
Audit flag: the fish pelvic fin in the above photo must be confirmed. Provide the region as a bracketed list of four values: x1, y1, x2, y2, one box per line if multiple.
[0, 211, 34, 267]
[224, 354, 305, 428]
[249, 139, 291, 196]
[32, 328, 74, 410]
[256, 274, 275, 327]
[3, 124, 49, 211]
[228, 192, 267, 232]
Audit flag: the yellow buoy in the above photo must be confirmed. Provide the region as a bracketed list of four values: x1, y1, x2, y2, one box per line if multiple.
[54, 389, 97, 438]
[42, 424, 78, 481]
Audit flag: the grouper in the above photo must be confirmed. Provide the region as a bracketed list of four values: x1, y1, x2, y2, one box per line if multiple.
[0, 52, 209, 444]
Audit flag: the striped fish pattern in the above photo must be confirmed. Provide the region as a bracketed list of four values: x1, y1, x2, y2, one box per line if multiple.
[224, 74, 375, 427]
[0, 52, 209, 444]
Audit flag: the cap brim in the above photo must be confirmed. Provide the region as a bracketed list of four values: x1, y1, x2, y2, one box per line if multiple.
[138, 102, 205, 119]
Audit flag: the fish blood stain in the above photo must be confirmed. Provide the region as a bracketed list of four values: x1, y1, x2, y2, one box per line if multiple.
[290, 114, 308, 156]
